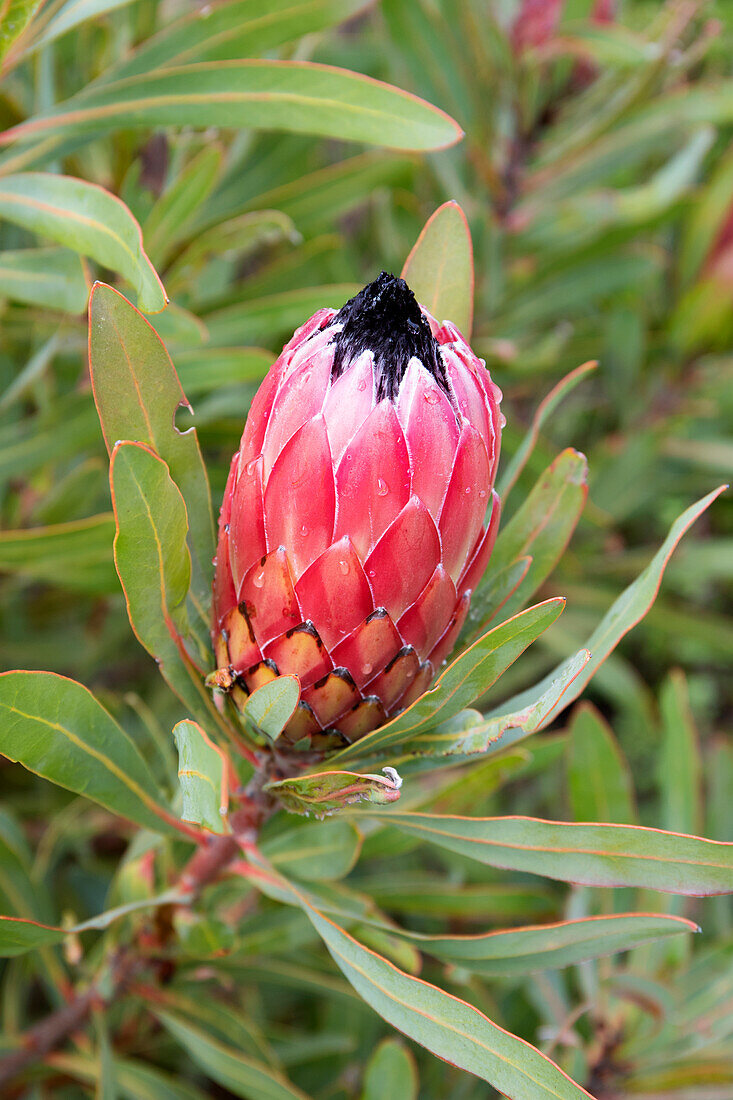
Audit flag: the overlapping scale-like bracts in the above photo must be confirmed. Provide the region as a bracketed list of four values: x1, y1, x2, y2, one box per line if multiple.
[212, 274, 503, 749]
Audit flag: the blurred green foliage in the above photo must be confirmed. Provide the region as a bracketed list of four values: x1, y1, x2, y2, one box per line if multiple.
[0, 0, 731, 1097]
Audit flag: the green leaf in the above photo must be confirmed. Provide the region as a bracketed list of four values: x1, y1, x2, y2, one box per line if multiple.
[567, 703, 636, 825]
[110, 442, 217, 728]
[368, 811, 733, 896]
[386, 913, 698, 977]
[397, 650, 590, 758]
[21, 0, 135, 55]
[174, 346, 273, 396]
[266, 769, 402, 816]
[458, 557, 532, 648]
[300, 900, 592, 1098]
[487, 487, 728, 750]
[0, 915, 67, 957]
[48, 1052, 211, 1100]
[488, 449, 588, 623]
[659, 670, 702, 837]
[0, 174, 166, 311]
[89, 283, 214, 642]
[497, 363, 597, 499]
[400, 200, 474, 336]
[262, 819, 362, 882]
[362, 1039, 418, 1100]
[173, 720, 230, 834]
[244, 677, 300, 743]
[2, 61, 463, 153]
[0, 671, 179, 834]
[142, 146, 222, 270]
[204, 283, 360, 347]
[166, 211, 296, 293]
[0, 514, 118, 594]
[333, 598, 566, 764]
[0, 246, 87, 311]
[155, 1011, 310, 1100]
[106, 0, 373, 81]
[0, 0, 41, 61]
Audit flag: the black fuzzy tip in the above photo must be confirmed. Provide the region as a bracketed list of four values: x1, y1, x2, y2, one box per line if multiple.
[331, 272, 448, 401]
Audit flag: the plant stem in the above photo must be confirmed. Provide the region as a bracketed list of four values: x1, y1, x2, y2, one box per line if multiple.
[0, 774, 274, 1091]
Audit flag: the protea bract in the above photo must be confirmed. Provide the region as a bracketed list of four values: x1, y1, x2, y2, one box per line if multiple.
[211, 272, 503, 748]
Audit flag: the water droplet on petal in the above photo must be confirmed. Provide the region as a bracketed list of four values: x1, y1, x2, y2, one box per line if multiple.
[424, 389, 440, 405]
[356, 379, 367, 392]
[223, 523, 230, 533]
[252, 571, 265, 589]
[300, 524, 309, 536]
[376, 477, 388, 497]
[465, 486, 472, 495]
[478, 489, 487, 499]
[339, 560, 350, 576]
[363, 662, 373, 676]
[368, 569, 376, 578]
[245, 458, 258, 475]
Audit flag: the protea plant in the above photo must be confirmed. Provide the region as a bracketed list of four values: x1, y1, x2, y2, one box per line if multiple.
[210, 272, 504, 748]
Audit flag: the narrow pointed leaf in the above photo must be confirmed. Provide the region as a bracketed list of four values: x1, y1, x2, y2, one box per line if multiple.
[0, 887, 185, 957]
[89, 283, 214, 642]
[0, 246, 87, 311]
[498, 362, 597, 499]
[333, 599, 566, 764]
[486, 487, 728, 744]
[401, 201, 474, 335]
[0, 671, 177, 833]
[0, 0, 41, 61]
[104, 0, 373, 81]
[567, 703, 636, 825]
[1, 61, 463, 153]
[366, 811, 733, 895]
[155, 1010, 310, 1100]
[0, 514, 117, 594]
[487, 449, 588, 622]
[0, 173, 166, 311]
[397, 649, 590, 758]
[173, 720, 230, 834]
[286, 883, 593, 1099]
[385, 913, 699, 976]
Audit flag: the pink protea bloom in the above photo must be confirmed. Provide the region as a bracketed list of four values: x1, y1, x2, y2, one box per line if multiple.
[211, 273, 503, 749]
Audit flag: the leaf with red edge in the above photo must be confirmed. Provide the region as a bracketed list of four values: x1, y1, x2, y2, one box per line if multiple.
[498, 361, 597, 499]
[0, 173, 166, 311]
[88, 283, 214, 646]
[480, 448, 588, 627]
[0, 671, 179, 835]
[266, 769, 402, 817]
[110, 441, 223, 732]
[0, 61, 464, 153]
[401, 201, 474, 336]
[483, 486, 728, 753]
[246, 865, 593, 1100]
[0, 889, 186, 957]
[365, 811, 733, 896]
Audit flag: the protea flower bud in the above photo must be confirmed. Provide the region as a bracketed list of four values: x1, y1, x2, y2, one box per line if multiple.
[211, 272, 503, 749]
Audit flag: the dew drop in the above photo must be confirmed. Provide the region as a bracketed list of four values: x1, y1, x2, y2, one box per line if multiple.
[376, 477, 388, 497]
[368, 569, 376, 578]
[252, 571, 265, 589]
[424, 389, 440, 405]
[478, 489, 487, 499]
[356, 379, 367, 392]
[465, 486, 472, 494]
[245, 458, 259, 476]
[223, 522, 230, 533]
[338, 559, 350, 576]
[300, 524, 309, 536]
[363, 662, 373, 676]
